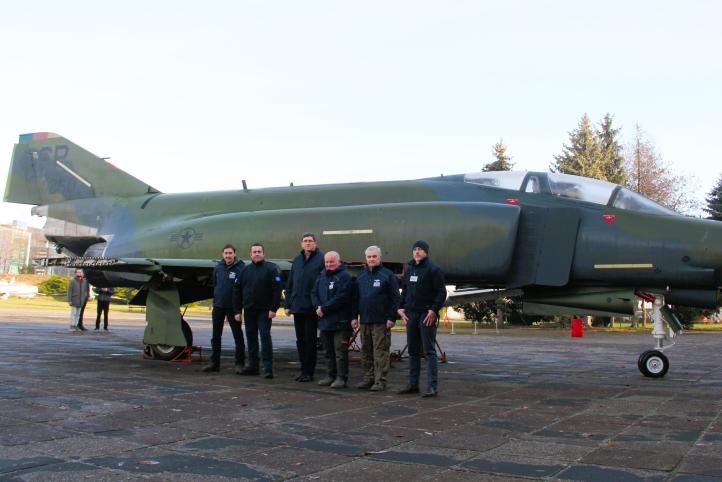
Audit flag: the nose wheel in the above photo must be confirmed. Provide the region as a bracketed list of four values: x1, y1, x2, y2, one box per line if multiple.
[637, 350, 669, 378]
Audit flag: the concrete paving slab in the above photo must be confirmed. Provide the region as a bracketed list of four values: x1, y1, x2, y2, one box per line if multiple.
[298, 458, 447, 481]
[460, 453, 567, 478]
[580, 445, 685, 471]
[555, 464, 669, 481]
[481, 438, 594, 462]
[239, 445, 348, 477]
[676, 454, 722, 478]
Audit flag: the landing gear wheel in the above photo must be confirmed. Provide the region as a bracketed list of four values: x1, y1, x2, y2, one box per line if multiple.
[149, 318, 193, 361]
[637, 350, 650, 372]
[638, 350, 669, 378]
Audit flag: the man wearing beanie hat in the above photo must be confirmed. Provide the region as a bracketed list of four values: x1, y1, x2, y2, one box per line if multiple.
[397, 240, 446, 397]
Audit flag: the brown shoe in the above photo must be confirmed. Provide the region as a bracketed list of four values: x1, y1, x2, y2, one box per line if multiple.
[355, 380, 374, 390]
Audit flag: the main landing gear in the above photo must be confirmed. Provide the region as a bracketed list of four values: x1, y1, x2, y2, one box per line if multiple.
[634, 292, 682, 378]
[147, 318, 193, 360]
[142, 281, 194, 360]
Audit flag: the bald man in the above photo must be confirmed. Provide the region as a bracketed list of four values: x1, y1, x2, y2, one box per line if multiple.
[312, 251, 354, 389]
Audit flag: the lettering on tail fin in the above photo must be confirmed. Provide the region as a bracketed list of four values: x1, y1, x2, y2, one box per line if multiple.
[22, 144, 96, 202]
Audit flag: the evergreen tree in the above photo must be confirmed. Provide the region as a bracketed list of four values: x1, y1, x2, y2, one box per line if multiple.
[597, 113, 626, 184]
[551, 114, 605, 179]
[704, 174, 722, 221]
[483, 139, 514, 171]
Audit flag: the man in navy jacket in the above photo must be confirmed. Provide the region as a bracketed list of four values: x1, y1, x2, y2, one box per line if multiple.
[203, 244, 245, 373]
[352, 245, 400, 391]
[312, 251, 354, 389]
[284, 233, 324, 382]
[397, 240, 447, 397]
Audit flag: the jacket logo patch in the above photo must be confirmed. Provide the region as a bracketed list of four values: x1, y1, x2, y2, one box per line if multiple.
[373, 280, 381, 287]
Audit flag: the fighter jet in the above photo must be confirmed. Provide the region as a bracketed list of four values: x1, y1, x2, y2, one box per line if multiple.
[5, 133, 721, 377]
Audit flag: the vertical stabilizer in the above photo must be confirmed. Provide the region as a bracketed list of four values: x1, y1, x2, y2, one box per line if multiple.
[4, 132, 159, 205]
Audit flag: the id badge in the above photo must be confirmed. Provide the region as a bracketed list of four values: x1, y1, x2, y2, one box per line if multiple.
[409, 275, 418, 283]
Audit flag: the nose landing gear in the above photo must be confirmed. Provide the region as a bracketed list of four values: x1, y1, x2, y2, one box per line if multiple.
[637, 349, 669, 378]
[634, 292, 682, 378]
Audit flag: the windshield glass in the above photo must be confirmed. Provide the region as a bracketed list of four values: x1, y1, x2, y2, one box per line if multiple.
[464, 171, 527, 190]
[547, 172, 616, 205]
[613, 188, 677, 215]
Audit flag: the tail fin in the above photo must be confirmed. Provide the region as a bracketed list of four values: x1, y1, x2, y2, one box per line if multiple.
[4, 132, 159, 205]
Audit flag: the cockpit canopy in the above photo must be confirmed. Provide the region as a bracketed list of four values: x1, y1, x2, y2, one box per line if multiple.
[464, 171, 677, 216]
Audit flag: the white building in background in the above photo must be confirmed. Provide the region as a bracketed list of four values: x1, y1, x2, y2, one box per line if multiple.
[0, 221, 67, 275]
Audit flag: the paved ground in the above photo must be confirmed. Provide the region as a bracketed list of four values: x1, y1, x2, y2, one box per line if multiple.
[0, 310, 721, 481]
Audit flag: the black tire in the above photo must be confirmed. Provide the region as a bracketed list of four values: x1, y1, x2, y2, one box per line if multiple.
[150, 318, 193, 361]
[637, 350, 652, 372]
[638, 350, 669, 378]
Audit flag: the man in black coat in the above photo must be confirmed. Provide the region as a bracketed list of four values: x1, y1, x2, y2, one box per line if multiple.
[397, 240, 447, 398]
[94, 286, 115, 331]
[284, 233, 324, 382]
[312, 251, 354, 389]
[234, 243, 282, 379]
[352, 245, 400, 392]
[203, 244, 245, 373]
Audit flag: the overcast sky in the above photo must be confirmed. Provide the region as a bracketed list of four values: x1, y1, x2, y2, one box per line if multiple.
[2, 1, 721, 226]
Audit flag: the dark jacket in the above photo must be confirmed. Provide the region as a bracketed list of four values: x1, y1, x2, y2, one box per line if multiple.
[68, 277, 89, 307]
[400, 257, 446, 314]
[312, 264, 354, 332]
[356, 264, 400, 324]
[284, 248, 324, 314]
[93, 286, 115, 303]
[213, 257, 244, 309]
[233, 259, 282, 314]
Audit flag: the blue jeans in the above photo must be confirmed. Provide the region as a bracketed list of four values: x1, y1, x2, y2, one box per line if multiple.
[244, 310, 273, 373]
[406, 310, 438, 391]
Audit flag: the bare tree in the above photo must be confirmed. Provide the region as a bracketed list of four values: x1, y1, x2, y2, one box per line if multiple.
[623, 124, 698, 214]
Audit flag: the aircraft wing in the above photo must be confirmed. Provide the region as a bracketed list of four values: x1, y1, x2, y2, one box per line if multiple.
[40, 257, 292, 276]
[41, 257, 217, 277]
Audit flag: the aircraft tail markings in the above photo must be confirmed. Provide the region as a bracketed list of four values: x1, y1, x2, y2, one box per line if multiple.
[4, 132, 159, 205]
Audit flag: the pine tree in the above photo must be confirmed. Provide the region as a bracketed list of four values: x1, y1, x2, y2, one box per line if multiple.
[551, 114, 605, 179]
[704, 174, 722, 220]
[597, 113, 626, 184]
[483, 139, 514, 171]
